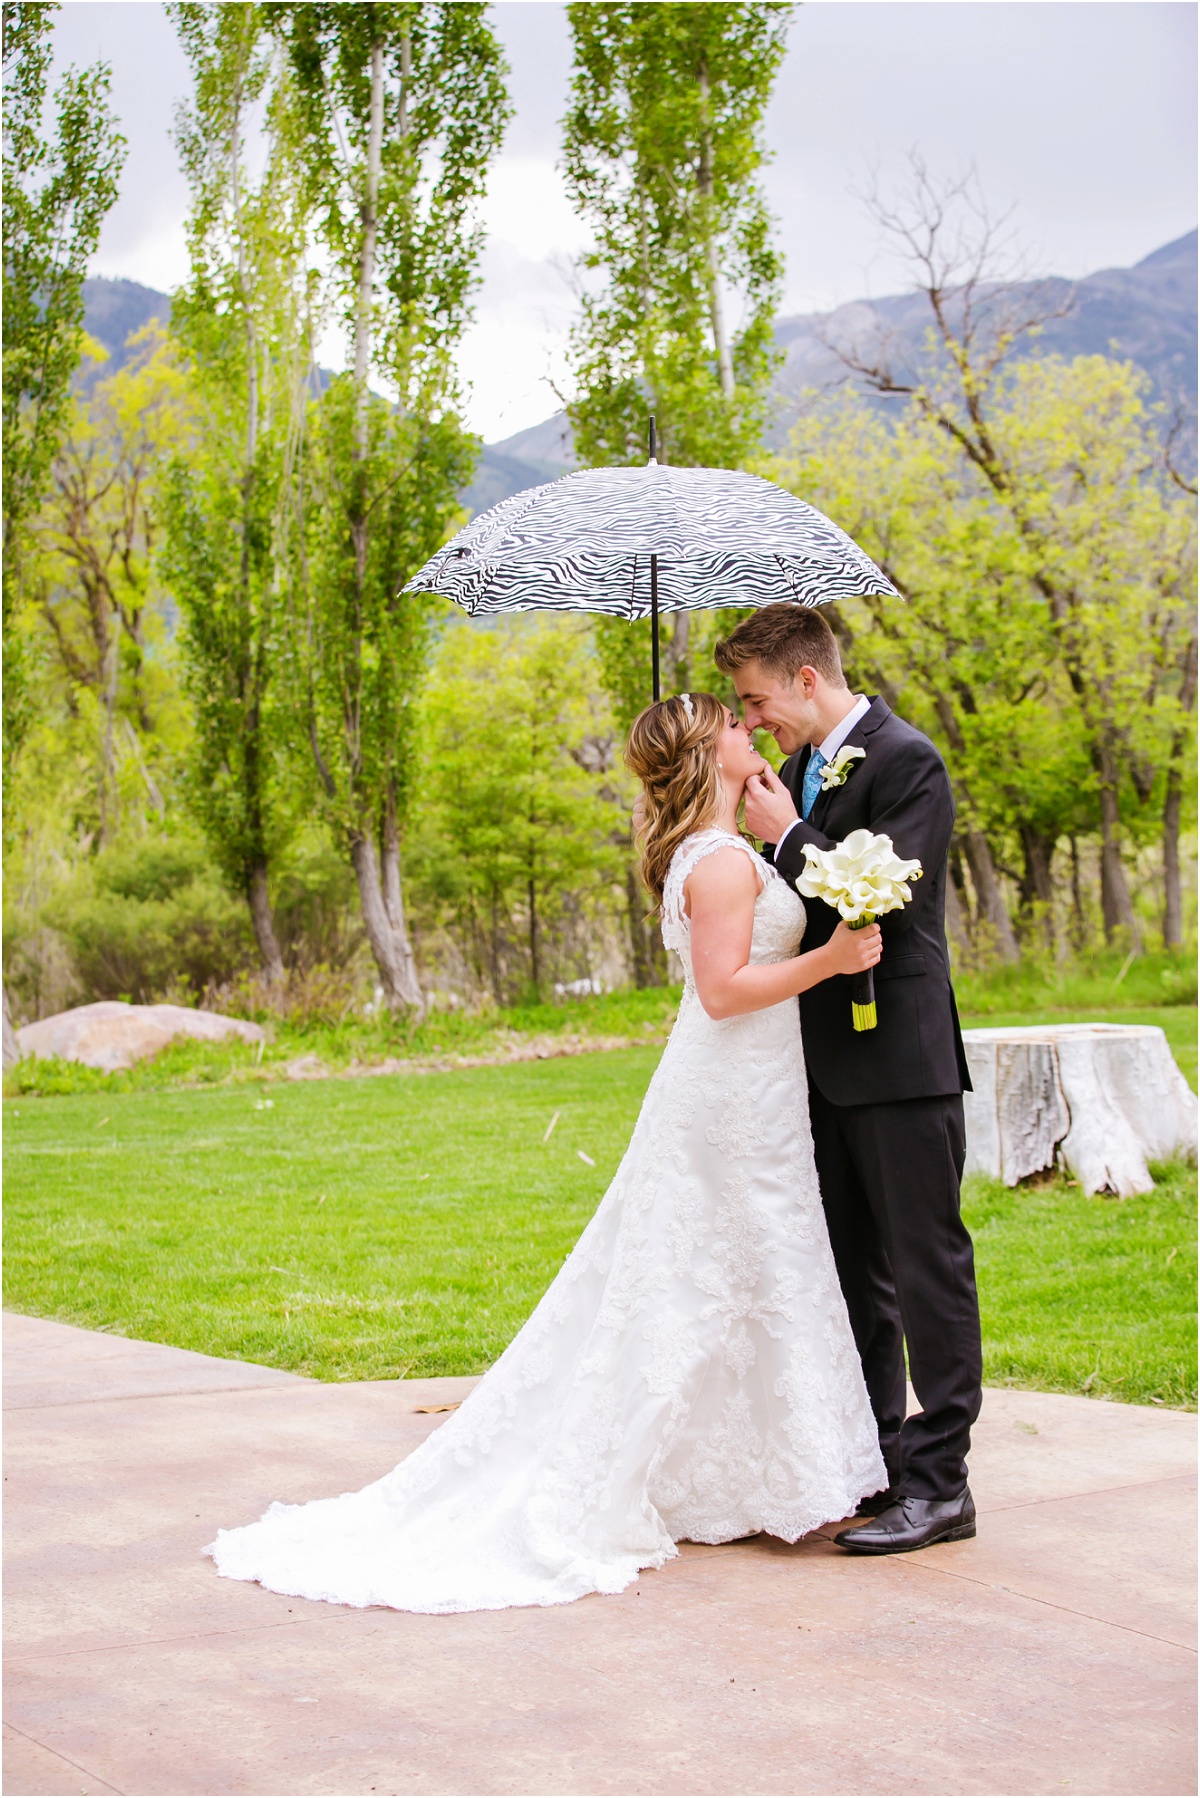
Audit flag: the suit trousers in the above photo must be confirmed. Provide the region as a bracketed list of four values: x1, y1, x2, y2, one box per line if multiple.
[808, 1086, 983, 1500]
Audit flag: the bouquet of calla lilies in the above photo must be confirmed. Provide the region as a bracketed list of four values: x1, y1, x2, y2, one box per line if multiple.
[796, 829, 923, 1031]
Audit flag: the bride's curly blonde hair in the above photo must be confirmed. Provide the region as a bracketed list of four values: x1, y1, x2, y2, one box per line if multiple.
[625, 692, 728, 907]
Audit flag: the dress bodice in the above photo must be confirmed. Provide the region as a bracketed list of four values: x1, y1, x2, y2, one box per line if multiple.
[661, 828, 806, 979]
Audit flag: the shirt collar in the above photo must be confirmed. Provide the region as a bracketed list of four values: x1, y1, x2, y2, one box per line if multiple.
[817, 694, 871, 763]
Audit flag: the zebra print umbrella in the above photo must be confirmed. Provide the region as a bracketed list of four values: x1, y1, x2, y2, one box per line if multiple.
[404, 463, 899, 618]
[402, 454, 900, 699]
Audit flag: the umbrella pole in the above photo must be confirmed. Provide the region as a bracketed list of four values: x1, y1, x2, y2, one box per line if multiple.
[651, 552, 660, 702]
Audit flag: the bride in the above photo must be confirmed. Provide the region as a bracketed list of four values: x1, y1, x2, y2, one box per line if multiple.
[207, 692, 886, 1613]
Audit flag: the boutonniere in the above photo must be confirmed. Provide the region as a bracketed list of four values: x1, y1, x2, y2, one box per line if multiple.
[820, 744, 866, 792]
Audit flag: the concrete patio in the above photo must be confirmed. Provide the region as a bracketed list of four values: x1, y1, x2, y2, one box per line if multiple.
[3, 1310, 1195, 1797]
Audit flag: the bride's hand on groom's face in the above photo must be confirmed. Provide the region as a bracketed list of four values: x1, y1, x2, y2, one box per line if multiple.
[827, 920, 883, 976]
[742, 764, 799, 844]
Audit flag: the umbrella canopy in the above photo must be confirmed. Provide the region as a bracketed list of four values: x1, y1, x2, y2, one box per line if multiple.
[403, 462, 899, 618]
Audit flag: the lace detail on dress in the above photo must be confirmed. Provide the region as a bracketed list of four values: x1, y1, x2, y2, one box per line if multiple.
[206, 827, 885, 1614]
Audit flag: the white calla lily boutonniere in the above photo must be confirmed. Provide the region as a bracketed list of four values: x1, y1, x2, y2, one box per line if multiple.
[820, 743, 866, 791]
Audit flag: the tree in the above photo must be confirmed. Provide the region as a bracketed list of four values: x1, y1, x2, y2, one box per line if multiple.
[564, 0, 791, 706]
[33, 326, 193, 845]
[413, 618, 628, 1004]
[2, 0, 125, 774]
[776, 356, 1195, 956]
[166, 1, 314, 984]
[825, 160, 1196, 950]
[270, 1, 509, 1012]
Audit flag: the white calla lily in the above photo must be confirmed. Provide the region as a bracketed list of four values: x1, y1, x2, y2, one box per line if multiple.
[796, 828, 923, 921]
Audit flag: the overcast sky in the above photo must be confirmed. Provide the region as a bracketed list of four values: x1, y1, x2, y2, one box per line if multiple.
[53, 0, 1198, 441]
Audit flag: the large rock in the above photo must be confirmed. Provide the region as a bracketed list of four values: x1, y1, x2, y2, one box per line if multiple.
[963, 1023, 1197, 1198]
[14, 1001, 264, 1073]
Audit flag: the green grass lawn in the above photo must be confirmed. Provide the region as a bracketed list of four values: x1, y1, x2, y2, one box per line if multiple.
[5, 1030, 1196, 1406]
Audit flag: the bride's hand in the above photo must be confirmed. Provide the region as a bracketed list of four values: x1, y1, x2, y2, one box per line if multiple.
[826, 920, 882, 976]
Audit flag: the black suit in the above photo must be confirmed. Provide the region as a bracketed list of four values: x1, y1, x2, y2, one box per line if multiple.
[768, 699, 982, 1500]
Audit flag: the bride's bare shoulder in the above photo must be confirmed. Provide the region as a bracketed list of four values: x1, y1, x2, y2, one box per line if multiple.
[682, 840, 764, 916]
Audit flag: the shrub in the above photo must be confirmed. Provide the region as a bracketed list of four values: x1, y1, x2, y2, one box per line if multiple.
[42, 837, 254, 1006]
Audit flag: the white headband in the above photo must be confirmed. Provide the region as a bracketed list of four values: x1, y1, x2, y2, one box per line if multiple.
[679, 693, 695, 723]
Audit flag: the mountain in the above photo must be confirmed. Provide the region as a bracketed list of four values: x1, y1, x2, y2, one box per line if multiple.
[82, 230, 1196, 509]
[770, 229, 1197, 435]
[81, 276, 170, 363]
[460, 413, 575, 514]
[476, 230, 1196, 503]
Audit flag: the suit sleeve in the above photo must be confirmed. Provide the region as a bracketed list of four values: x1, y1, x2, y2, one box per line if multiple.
[771, 737, 954, 942]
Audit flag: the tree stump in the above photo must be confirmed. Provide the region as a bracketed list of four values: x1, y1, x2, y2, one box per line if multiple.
[962, 1024, 1196, 1197]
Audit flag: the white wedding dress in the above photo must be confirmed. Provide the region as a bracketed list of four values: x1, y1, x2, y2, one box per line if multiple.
[207, 829, 885, 1613]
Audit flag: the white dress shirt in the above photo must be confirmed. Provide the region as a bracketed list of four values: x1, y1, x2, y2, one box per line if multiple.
[776, 693, 871, 855]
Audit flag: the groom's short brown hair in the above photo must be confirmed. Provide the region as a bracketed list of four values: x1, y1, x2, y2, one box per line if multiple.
[714, 604, 847, 687]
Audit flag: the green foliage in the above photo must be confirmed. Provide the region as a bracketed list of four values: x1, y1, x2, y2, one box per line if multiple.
[2, 1, 125, 770]
[411, 616, 631, 1001]
[31, 327, 194, 837]
[774, 357, 1197, 948]
[564, 2, 792, 728]
[36, 836, 251, 1004]
[270, 1, 510, 1008]
[564, 0, 790, 470]
[166, 2, 314, 967]
[5, 1054, 1194, 1399]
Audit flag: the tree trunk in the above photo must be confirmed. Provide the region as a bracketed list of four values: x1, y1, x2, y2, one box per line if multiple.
[625, 862, 666, 988]
[353, 38, 384, 456]
[962, 829, 1019, 962]
[247, 860, 285, 987]
[351, 829, 424, 1014]
[1066, 836, 1088, 952]
[943, 862, 970, 956]
[696, 61, 735, 403]
[528, 872, 540, 997]
[1095, 738, 1140, 948]
[948, 843, 973, 934]
[3, 986, 21, 1071]
[667, 609, 690, 692]
[1018, 823, 1056, 948]
[99, 605, 120, 846]
[1162, 634, 1196, 950]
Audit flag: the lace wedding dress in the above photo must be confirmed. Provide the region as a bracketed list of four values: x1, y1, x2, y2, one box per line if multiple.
[207, 829, 885, 1613]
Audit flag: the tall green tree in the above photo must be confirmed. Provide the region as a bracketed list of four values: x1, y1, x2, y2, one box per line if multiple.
[777, 357, 1195, 956]
[563, 0, 791, 715]
[413, 618, 628, 1004]
[271, 1, 509, 1012]
[2, 0, 125, 773]
[36, 326, 193, 845]
[166, 2, 314, 984]
[827, 160, 1197, 950]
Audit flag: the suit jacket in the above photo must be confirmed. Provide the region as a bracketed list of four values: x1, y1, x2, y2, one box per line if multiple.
[767, 697, 971, 1108]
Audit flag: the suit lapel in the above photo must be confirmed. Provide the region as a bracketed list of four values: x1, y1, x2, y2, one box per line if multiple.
[806, 697, 890, 830]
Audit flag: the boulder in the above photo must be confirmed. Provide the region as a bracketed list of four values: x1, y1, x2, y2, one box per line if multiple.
[963, 1023, 1197, 1197]
[14, 1001, 264, 1073]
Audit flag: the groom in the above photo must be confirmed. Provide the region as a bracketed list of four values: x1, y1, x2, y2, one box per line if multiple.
[715, 604, 982, 1554]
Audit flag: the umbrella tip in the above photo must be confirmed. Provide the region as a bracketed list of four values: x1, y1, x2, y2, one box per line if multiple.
[648, 414, 657, 465]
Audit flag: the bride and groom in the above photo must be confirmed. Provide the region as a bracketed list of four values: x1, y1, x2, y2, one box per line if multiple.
[209, 603, 982, 1614]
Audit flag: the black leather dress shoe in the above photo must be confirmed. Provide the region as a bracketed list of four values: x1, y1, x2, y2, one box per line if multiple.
[854, 1486, 899, 1517]
[835, 1488, 976, 1554]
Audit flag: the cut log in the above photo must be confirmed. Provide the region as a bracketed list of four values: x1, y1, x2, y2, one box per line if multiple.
[963, 1024, 1196, 1198]
[15, 1001, 265, 1073]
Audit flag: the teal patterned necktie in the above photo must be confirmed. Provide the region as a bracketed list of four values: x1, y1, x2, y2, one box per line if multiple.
[801, 750, 826, 820]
